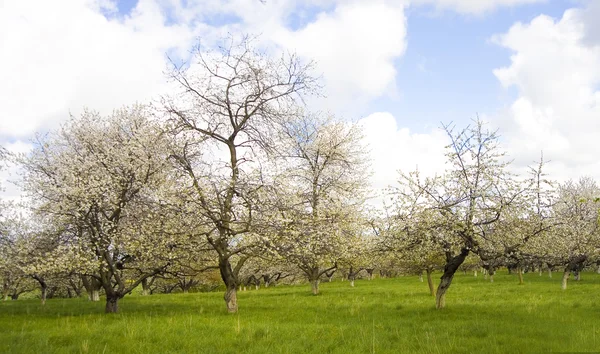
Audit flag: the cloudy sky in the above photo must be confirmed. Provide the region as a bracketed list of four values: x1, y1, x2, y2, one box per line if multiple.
[1, 0, 599, 200]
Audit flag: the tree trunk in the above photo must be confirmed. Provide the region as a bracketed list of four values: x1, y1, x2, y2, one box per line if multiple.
[366, 269, 374, 280]
[11, 294, 19, 300]
[40, 284, 47, 305]
[105, 295, 119, 313]
[141, 278, 150, 296]
[561, 270, 569, 290]
[350, 279, 355, 287]
[517, 267, 524, 285]
[548, 269, 552, 278]
[597, 264, 600, 274]
[219, 257, 239, 313]
[426, 269, 435, 296]
[490, 274, 494, 283]
[473, 269, 477, 277]
[224, 286, 238, 313]
[82, 276, 102, 301]
[436, 248, 469, 309]
[419, 272, 423, 282]
[311, 279, 319, 295]
[574, 271, 580, 281]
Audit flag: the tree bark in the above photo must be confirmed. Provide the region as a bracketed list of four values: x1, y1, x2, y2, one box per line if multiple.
[33, 276, 47, 305]
[219, 257, 239, 313]
[82, 276, 101, 301]
[224, 286, 238, 313]
[141, 278, 150, 296]
[350, 279, 355, 287]
[311, 279, 319, 295]
[436, 248, 469, 309]
[517, 267, 524, 285]
[574, 271, 580, 281]
[105, 295, 119, 313]
[548, 269, 552, 278]
[426, 269, 435, 296]
[561, 270, 569, 290]
[40, 284, 47, 305]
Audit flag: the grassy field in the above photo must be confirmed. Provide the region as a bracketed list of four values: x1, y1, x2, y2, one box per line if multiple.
[1, 272, 599, 354]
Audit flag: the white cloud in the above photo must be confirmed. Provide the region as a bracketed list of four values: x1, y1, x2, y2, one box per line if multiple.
[413, 0, 546, 15]
[0, 0, 202, 139]
[273, 1, 408, 115]
[491, 7, 600, 181]
[359, 112, 448, 194]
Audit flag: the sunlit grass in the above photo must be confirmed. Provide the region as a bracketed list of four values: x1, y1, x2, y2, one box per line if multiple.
[1, 271, 599, 353]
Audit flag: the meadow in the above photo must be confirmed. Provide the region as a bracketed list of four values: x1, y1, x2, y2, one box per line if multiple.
[1, 272, 599, 354]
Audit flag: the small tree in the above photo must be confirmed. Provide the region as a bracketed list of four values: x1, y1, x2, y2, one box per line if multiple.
[268, 113, 370, 294]
[398, 119, 516, 309]
[164, 36, 318, 312]
[548, 177, 600, 289]
[19, 105, 175, 313]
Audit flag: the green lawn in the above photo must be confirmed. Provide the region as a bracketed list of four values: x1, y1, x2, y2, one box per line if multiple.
[1, 272, 599, 353]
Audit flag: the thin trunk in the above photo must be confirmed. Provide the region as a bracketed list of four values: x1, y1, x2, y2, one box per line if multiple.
[419, 273, 423, 282]
[490, 274, 494, 283]
[561, 270, 569, 290]
[473, 270, 477, 277]
[311, 279, 319, 295]
[105, 295, 119, 313]
[548, 269, 552, 278]
[426, 269, 435, 296]
[436, 248, 469, 309]
[40, 285, 47, 305]
[350, 279, 355, 287]
[517, 267, 524, 285]
[82, 276, 101, 301]
[597, 264, 600, 274]
[224, 286, 237, 313]
[33, 276, 47, 305]
[574, 271, 580, 281]
[11, 294, 19, 300]
[219, 257, 239, 313]
[141, 278, 150, 296]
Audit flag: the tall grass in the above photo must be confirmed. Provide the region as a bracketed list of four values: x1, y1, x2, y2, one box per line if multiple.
[1, 271, 599, 353]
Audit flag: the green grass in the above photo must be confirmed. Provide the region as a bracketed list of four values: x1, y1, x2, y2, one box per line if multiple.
[1, 272, 600, 353]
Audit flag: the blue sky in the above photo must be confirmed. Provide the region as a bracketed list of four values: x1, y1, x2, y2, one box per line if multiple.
[1, 0, 599, 198]
[109, 0, 574, 132]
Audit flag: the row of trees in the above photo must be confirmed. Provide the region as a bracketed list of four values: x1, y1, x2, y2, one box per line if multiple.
[1, 38, 599, 313]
